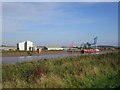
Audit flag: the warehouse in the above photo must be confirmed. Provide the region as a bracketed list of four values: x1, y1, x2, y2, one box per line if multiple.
[47, 47, 64, 51]
[17, 41, 35, 51]
[0, 46, 17, 51]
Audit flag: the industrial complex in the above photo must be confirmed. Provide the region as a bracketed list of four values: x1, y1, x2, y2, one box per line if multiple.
[1, 37, 118, 53]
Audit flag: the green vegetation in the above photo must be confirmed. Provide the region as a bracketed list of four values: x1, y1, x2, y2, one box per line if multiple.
[2, 51, 120, 88]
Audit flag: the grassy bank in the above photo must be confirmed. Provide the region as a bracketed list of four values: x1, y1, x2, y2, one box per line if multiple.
[2, 51, 120, 88]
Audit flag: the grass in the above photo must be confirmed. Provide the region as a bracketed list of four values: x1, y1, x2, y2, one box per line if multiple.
[2, 51, 120, 88]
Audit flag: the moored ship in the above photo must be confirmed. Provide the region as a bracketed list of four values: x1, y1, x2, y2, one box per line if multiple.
[82, 49, 100, 53]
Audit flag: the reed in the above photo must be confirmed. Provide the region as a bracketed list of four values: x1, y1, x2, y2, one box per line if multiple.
[2, 51, 120, 88]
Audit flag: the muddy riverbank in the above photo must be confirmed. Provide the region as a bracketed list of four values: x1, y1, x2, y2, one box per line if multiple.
[1, 51, 79, 57]
[1, 50, 117, 57]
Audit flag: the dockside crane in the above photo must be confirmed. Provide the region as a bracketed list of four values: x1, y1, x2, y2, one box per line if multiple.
[69, 41, 74, 50]
[81, 36, 98, 48]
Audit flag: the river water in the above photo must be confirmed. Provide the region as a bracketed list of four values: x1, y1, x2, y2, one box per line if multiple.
[2, 52, 106, 64]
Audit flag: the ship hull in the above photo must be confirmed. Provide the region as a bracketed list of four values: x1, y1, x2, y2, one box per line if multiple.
[83, 49, 100, 53]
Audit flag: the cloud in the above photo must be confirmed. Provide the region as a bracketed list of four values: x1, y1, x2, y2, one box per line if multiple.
[2, 18, 24, 32]
[2, 2, 110, 32]
[4, 3, 67, 19]
[2, 2, 62, 32]
[2, 2, 64, 17]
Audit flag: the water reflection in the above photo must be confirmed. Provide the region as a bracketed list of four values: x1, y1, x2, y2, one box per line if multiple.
[2, 52, 106, 64]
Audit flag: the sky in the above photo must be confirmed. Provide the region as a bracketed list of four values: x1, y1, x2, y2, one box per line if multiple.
[2, 2, 118, 47]
[2, 0, 119, 2]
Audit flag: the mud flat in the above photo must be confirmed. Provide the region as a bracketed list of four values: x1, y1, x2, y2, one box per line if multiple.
[1, 51, 80, 57]
[1, 49, 117, 57]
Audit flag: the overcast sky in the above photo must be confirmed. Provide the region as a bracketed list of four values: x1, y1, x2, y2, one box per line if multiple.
[2, 2, 118, 47]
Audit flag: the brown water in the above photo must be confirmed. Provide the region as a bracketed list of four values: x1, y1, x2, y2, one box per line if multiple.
[2, 52, 106, 64]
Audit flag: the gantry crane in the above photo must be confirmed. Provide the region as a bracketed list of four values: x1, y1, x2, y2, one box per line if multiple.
[81, 36, 98, 48]
[69, 41, 74, 50]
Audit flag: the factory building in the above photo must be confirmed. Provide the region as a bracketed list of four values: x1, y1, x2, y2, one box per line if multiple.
[17, 41, 25, 50]
[17, 41, 35, 51]
[47, 47, 64, 51]
[63, 48, 78, 50]
[0, 46, 17, 51]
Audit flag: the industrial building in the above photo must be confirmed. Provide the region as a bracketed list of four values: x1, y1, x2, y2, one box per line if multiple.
[0, 46, 17, 51]
[17, 41, 36, 51]
[63, 48, 78, 50]
[47, 47, 64, 51]
[47, 47, 78, 51]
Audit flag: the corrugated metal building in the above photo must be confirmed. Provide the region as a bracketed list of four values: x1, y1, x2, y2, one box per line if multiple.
[63, 48, 69, 50]
[63, 48, 78, 50]
[17, 41, 34, 51]
[47, 47, 64, 51]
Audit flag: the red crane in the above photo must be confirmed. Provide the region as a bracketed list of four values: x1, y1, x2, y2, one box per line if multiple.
[69, 41, 74, 50]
